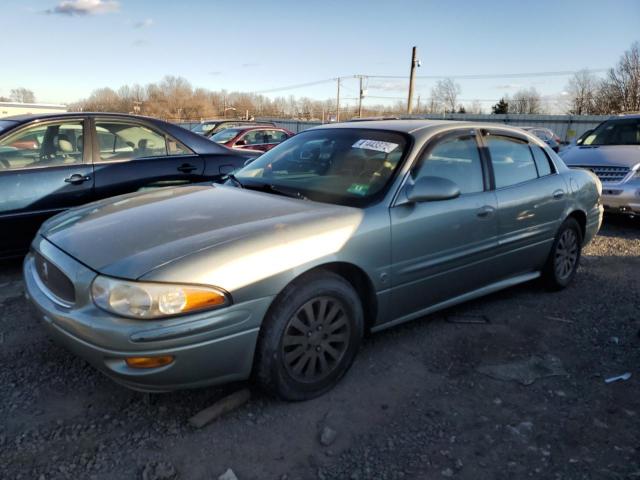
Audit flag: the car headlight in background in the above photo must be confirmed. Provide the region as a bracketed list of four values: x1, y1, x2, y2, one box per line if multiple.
[91, 276, 229, 319]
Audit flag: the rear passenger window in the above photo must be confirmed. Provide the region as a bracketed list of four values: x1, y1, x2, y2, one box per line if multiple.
[530, 145, 553, 176]
[414, 134, 484, 194]
[95, 121, 168, 162]
[486, 135, 538, 188]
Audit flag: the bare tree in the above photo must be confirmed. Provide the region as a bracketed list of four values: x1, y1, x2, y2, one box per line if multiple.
[468, 100, 483, 114]
[592, 79, 622, 114]
[566, 70, 599, 114]
[430, 78, 461, 113]
[510, 87, 543, 114]
[71, 87, 121, 111]
[10, 87, 35, 103]
[606, 41, 640, 113]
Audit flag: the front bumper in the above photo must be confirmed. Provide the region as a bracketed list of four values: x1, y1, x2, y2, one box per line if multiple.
[601, 181, 640, 215]
[23, 238, 273, 392]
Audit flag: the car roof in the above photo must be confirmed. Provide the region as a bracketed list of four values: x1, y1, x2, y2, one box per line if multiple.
[311, 119, 551, 143]
[314, 119, 461, 133]
[0, 112, 253, 157]
[2, 112, 181, 126]
[223, 125, 287, 131]
[607, 113, 640, 120]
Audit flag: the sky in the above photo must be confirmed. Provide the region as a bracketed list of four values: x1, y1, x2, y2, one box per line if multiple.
[1, 0, 639, 112]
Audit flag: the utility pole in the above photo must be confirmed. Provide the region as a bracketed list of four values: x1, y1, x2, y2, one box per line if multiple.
[358, 76, 365, 118]
[407, 46, 420, 114]
[336, 77, 341, 122]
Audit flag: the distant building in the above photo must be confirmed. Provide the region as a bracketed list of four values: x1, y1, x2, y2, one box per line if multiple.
[0, 102, 67, 118]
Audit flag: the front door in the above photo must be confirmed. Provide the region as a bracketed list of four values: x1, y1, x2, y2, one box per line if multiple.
[0, 118, 93, 255]
[389, 130, 499, 320]
[91, 117, 205, 199]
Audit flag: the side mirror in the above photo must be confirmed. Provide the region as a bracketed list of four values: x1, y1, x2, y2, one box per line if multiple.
[406, 176, 461, 203]
[235, 139, 246, 146]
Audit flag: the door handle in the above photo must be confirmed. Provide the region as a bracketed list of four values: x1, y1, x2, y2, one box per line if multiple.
[64, 174, 91, 184]
[177, 163, 197, 173]
[552, 189, 565, 200]
[476, 205, 495, 218]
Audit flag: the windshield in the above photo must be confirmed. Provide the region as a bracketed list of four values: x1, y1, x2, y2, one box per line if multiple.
[0, 120, 18, 135]
[235, 128, 409, 207]
[211, 128, 241, 143]
[583, 118, 640, 146]
[192, 122, 218, 134]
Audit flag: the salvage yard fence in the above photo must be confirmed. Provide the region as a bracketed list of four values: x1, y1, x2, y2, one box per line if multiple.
[257, 114, 612, 142]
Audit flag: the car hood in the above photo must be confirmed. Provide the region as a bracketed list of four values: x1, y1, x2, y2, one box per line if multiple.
[41, 185, 361, 280]
[560, 145, 640, 168]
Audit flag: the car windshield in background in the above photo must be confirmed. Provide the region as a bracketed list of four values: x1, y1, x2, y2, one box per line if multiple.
[235, 128, 408, 207]
[192, 123, 216, 134]
[583, 119, 640, 146]
[211, 128, 241, 143]
[0, 120, 17, 134]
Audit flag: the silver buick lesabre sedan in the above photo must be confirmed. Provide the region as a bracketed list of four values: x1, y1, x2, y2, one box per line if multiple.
[24, 120, 603, 400]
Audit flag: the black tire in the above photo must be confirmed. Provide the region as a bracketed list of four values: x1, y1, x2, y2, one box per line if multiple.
[542, 217, 583, 290]
[254, 271, 364, 401]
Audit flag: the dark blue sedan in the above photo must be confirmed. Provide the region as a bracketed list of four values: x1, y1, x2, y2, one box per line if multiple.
[0, 112, 258, 258]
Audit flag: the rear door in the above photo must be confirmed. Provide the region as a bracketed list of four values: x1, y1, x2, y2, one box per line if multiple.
[234, 129, 269, 152]
[0, 117, 93, 255]
[91, 117, 205, 199]
[389, 129, 499, 319]
[481, 130, 567, 276]
[262, 129, 291, 151]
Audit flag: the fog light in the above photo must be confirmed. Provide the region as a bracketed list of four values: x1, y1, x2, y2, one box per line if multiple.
[125, 356, 174, 369]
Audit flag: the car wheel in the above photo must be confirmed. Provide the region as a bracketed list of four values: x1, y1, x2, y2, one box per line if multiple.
[254, 272, 364, 401]
[542, 217, 583, 290]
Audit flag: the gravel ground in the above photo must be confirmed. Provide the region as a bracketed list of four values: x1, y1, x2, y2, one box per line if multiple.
[0, 215, 638, 480]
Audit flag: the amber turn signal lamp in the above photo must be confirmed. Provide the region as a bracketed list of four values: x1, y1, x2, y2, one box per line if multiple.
[125, 356, 174, 369]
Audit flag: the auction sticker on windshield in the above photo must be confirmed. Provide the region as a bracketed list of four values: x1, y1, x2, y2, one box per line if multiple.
[352, 139, 398, 153]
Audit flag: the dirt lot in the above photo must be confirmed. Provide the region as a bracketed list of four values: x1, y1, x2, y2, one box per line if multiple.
[1, 216, 639, 480]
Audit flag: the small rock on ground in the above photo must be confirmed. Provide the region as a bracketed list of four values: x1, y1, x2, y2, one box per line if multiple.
[218, 468, 239, 480]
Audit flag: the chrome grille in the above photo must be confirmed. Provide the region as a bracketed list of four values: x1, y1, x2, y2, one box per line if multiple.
[571, 165, 630, 183]
[34, 252, 75, 305]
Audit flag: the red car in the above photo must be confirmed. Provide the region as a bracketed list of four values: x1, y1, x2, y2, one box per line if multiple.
[209, 125, 294, 152]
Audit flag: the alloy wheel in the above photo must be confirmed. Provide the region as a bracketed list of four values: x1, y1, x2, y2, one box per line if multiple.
[554, 228, 579, 281]
[281, 296, 351, 383]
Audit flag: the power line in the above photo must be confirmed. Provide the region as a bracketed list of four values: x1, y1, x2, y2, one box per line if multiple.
[253, 78, 337, 94]
[253, 68, 608, 95]
[369, 68, 608, 80]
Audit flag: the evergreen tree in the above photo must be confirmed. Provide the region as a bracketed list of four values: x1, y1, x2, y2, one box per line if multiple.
[492, 98, 509, 114]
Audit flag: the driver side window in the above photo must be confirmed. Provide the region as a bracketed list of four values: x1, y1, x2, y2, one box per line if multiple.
[0, 121, 84, 170]
[414, 134, 484, 194]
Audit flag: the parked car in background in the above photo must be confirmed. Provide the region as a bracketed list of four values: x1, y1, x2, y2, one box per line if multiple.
[208, 125, 294, 152]
[0, 113, 260, 258]
[24, 120, 602, 400]
[521, 127, 562, 152]
[561, 114, 640, 216]
[190, 120, 277, 136]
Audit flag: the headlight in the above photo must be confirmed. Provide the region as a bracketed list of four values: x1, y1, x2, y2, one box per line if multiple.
[91, 275, 229, 319]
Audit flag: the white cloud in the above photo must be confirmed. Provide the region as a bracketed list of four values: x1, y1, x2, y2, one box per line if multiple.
[46, 0, 119, 16]
[134, 18, 153, 28]
[368, 81, 407, 92]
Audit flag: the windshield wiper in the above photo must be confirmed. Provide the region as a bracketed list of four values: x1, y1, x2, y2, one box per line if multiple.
[245, 182, 307, 200]
[267, 184, 307, 200]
